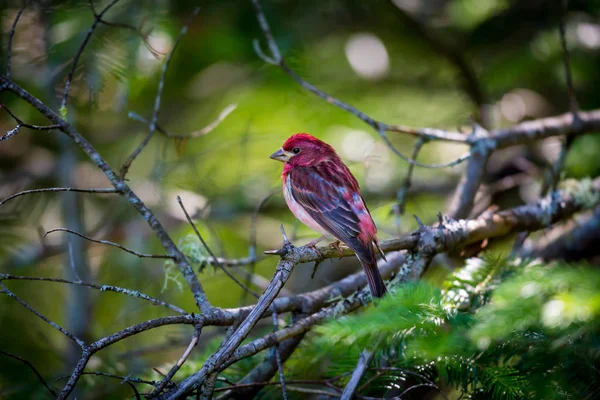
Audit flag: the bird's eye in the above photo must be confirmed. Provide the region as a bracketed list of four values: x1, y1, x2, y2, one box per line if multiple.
[292, 147, 301, 154]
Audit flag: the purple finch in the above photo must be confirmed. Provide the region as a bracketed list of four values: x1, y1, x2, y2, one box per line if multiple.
[270, 133, 387, 297]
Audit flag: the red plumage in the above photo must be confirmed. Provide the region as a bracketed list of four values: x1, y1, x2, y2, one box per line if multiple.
[271, 133, 387, 297]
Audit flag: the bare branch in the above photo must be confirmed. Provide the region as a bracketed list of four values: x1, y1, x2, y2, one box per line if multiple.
[1, 104, 61, 130]
[448, 139, 493, 219]
[5, 0, 32, 78]
[1, 76, 212, 316]
[266, 176, 600, 265]
[96, 18, 164, 59]
[57, 370, 148, 399]
[0, 281, 85, 348]
[60, 0, 121, 111]
[0, 273, 187, 314]
[56, 370, 159, 387]
[271, 308, 288, 400]
[0, 187, 118, 207]
[177, 196, 261, 298]
[393, 137, 427, 230]
[57, 351, 91, 400]
[251, 0, 469, 169]
[340, 349, 375, 400]
[44, 228, 173, 259]
[0, 124, 21, 141]
[119, 7, 200, 179]
[161, 229, 299, 398]
[491, 109, 600, 147]
[151, 324, 202, 395]
[129, 104, 237, 140]
[0, 350, 58, 398]
[520, 209, 600, 261]
[66, 236, 81, 282]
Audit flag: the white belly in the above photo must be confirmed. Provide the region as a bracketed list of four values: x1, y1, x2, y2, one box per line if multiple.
[283, 175, 329, 235]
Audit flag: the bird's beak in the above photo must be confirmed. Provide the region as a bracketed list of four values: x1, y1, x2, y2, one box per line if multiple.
[269, 148, 293, 162]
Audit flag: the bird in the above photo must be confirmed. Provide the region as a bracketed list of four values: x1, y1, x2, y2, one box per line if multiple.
[270, 133, 388, 297]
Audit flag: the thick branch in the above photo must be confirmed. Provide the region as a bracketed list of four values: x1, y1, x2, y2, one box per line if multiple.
[160, 232, 300, 399]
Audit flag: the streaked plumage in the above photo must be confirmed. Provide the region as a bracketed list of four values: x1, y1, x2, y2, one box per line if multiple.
[270, 133, 387, 297]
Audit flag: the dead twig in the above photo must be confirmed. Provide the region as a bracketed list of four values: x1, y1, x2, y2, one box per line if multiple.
[120, 8, 200, 179]
[43, 228, 173, 259]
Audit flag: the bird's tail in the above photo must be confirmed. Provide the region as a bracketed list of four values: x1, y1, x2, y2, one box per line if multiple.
[357, 251, 387, 298]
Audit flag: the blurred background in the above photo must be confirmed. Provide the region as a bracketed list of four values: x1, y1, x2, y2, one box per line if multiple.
[1, 0, 599, 398]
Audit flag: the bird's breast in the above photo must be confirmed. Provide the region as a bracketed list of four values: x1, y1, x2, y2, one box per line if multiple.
[283, 175, 329, 235]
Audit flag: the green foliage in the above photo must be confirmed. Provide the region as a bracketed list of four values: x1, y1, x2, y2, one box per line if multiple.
[283, 256, 600, 399]
[315, 282, 448, 349]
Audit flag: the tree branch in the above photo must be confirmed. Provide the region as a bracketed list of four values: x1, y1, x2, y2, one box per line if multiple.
[0, 350, 58, 398]
[60, 0, 121, 111]
[0, 281, 85, 348]
[4, 0, 32, 78]
[160, 227, 299, 399]
[0, 273, 187, 314]
[0, 76, 211, 314]
[43, 227, 173, 259]
[119, 7, 200, 179]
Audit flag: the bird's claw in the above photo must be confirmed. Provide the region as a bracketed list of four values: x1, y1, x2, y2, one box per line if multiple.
[329, 240, 344, 259]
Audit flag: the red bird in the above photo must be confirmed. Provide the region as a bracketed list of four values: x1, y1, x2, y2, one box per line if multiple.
[270, 133, 387, 297]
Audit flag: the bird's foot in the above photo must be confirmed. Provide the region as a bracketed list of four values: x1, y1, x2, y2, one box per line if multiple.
[329, 240, 344, 259]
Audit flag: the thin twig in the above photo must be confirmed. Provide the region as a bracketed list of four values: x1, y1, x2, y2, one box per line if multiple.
[271, 308, 288, 400]
[251, 0, 470, 169]
[393, 137, 427, 230]
[5, 0, 32, 78]
[60, 0, 121, 110]
[0, 273, 187, 314]
[541, 0, 580, 197]
[97, 20, 163, 59]
[1, 104, 61, 130]
[240, 191, 274, 306]
[120, 8, 200, 179]
[43, 228, 173, 259]
[128, 104, 237, 140]
[177, 196, 261, 298]
[396, 383, 448, 399]
[0, 124, 21, 141]
[57, 370, 159, 400]
[151, 324, 202, 396]
[0, 187, 118, 207]
[0, 350, 58, 398]
[0, 281, 85, 348]
[57, 370, 158, 386]
[66, 236, 82, 282]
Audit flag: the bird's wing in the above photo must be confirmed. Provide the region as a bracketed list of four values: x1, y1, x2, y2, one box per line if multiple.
[287, 163, 363, 242]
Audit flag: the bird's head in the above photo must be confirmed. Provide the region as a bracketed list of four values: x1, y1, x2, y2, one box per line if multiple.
[270, 133, 337, 167]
